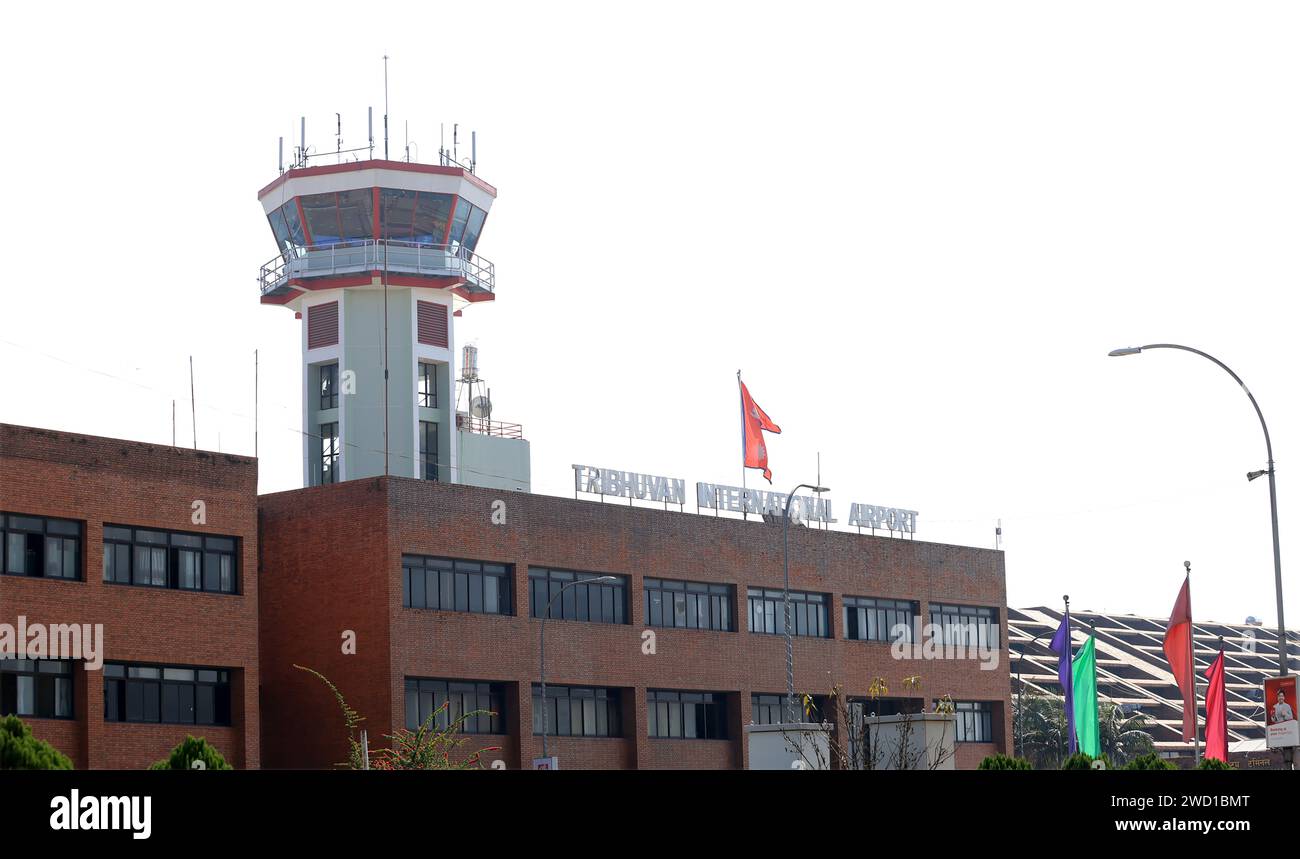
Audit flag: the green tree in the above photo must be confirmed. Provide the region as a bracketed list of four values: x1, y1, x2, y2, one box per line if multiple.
[1097, 703, 1154, 765]
[1016, 694, 1068, 769]
[1197, 757, 1232, 770]
[149, 736, 232, 770]
[978, 753, 1032, 770]
[1017, 694, 1154, 769]
[1125, 752, 1176, 770]
[0, 715, 73, 770]
[1061, 751, 1112, 770]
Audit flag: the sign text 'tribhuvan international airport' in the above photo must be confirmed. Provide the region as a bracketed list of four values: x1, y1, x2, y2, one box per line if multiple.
[571, 464, 919, 535]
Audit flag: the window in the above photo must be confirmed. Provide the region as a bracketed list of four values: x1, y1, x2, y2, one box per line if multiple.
[747, 588, 829, 638]
[647, 690, 727, 739]
[930, 603, 1000, 651]
[0, 513, 82, 580]
[402, 555, 511, 615]
[298, 191, 374, 245]
[417, 362, 437, 408]
[379, 189, 455, 243]
[419, 421, 439, 481]
[405, 678, 503, 734]
[528, 568, 627, 624]
[102, 525, 238, 594]
[751, 693, 828, 725]
[104, 663, 231, 726]
[644, 579, 733, 631]
[844, 596, 917, 643]
[0, 660, 73, 719]
[320, 422, 339, 485]
[532, 685, 621, 737]
[319, 363, 339, 410]
[448, 197, 488, 256]
[950, 701, 994, 743]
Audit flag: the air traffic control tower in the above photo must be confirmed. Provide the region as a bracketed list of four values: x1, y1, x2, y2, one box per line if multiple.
[256, 133, 530, 491]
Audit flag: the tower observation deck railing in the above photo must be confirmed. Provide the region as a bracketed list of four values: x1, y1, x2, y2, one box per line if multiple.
[259, 240, 495, 296]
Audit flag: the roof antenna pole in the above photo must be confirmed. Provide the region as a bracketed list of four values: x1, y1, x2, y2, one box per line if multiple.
[336, 112, 342, 164]
[368, 106, 374, 159]
[278, 136, 284, 174]
[383, 54, 390, 160]
[453, 123, 458, 164]
[471, 130, 477, 174]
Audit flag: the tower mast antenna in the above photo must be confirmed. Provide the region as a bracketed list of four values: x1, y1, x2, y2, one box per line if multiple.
[383, 54, 390, 160]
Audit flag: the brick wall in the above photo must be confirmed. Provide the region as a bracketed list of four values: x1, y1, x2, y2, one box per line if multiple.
[259, 476, 1010, 769]
[0, 423, 260, 769]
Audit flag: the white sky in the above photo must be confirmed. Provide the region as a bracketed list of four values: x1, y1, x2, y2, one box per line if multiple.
[2, 1, 1297, 627]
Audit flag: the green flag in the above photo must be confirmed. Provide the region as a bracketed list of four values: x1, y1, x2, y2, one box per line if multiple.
[1072, 634, 1100, 757]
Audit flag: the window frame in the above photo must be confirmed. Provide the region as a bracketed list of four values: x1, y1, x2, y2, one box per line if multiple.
[646, 689, 728, 740]
[528, 568, 628, 625]
[644, 578, 734, 632]
[0, 659, 74, 720]
[530, 685, 622, 738]
[405, 677, 504, 735]
[0, 513, 83, 581]
[401, 555, 512, 616]
[101, 525, 240, 595]
[746, 587, 830, 638]
[843, 596, 918, 643]
[103, 661, 232, 727]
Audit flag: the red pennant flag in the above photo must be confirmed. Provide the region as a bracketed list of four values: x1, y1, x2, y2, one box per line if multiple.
[1162, 575, 1197, 742]
[738, 379, 781, 482]
[1203, 647, 1228, 762]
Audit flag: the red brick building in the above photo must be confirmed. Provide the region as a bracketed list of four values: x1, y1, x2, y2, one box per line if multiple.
[0, 424, 260, 769]
[258, 476, 1010, 770]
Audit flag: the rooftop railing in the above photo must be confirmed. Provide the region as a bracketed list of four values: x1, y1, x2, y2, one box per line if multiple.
[259, 240, 494, 296]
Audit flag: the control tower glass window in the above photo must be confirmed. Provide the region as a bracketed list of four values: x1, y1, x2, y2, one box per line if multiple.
[267, 202, 307, 259]
[417, 363, 437, 408]
[448, 198, 487, 257]
[300, 191, 375, 246]
[379, 189, 454, 244]
[419, 421, 439, 481]
[320, 422, 339, 484]
[320, 363, 339, 411]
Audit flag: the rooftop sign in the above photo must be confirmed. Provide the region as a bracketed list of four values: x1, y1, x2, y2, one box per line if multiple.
[572, 464, 919, 536]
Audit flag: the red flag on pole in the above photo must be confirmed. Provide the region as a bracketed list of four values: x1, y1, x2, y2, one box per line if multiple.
[738, 379, 781, 482]
[1203, 647, 1228, 762]
[1163, 575, 1197, 742]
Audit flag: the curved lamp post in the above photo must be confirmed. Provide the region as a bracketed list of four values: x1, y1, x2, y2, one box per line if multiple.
[1109, 343, 1287, 677]
[782, 483, 829, 723]
[539, 575, 617, 761]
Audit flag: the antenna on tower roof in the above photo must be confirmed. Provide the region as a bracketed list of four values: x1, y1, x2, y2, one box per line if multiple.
[336, 113, 342, 163]
[278, 136, 284, 174]
[453, 124, 458, 164]
[471, 130, 477, 174]
[382, 54, 390, 160]
[368, 106, 374, 159]
[405, 120, 409, 162]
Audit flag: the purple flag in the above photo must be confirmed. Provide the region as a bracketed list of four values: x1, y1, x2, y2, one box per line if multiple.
[1049, 611, 1077, 754]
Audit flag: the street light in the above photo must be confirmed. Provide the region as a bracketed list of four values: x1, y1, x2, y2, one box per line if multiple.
[1109, 343, 1287, 677]
[782, 483, 829, 723]
[538, 575, 617, 763]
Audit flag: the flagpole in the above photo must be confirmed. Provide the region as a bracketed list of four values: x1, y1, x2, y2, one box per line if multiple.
[1063, 595, 1074, 755]
[737, 370, 747, 520]
[1186, 561, 1200, 765]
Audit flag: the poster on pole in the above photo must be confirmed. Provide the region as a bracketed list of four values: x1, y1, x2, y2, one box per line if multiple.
[1264, 676, 1299, 748]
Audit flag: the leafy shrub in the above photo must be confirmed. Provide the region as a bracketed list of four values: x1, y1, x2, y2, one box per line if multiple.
[148, 736, 232, 770]
[1197, 756, 1232, 770]
[1061, 752, 1112, 770]
[1124, 752, 1176, 770]
[978, 754, 1032, 770]
[0, 715, 73, 770]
